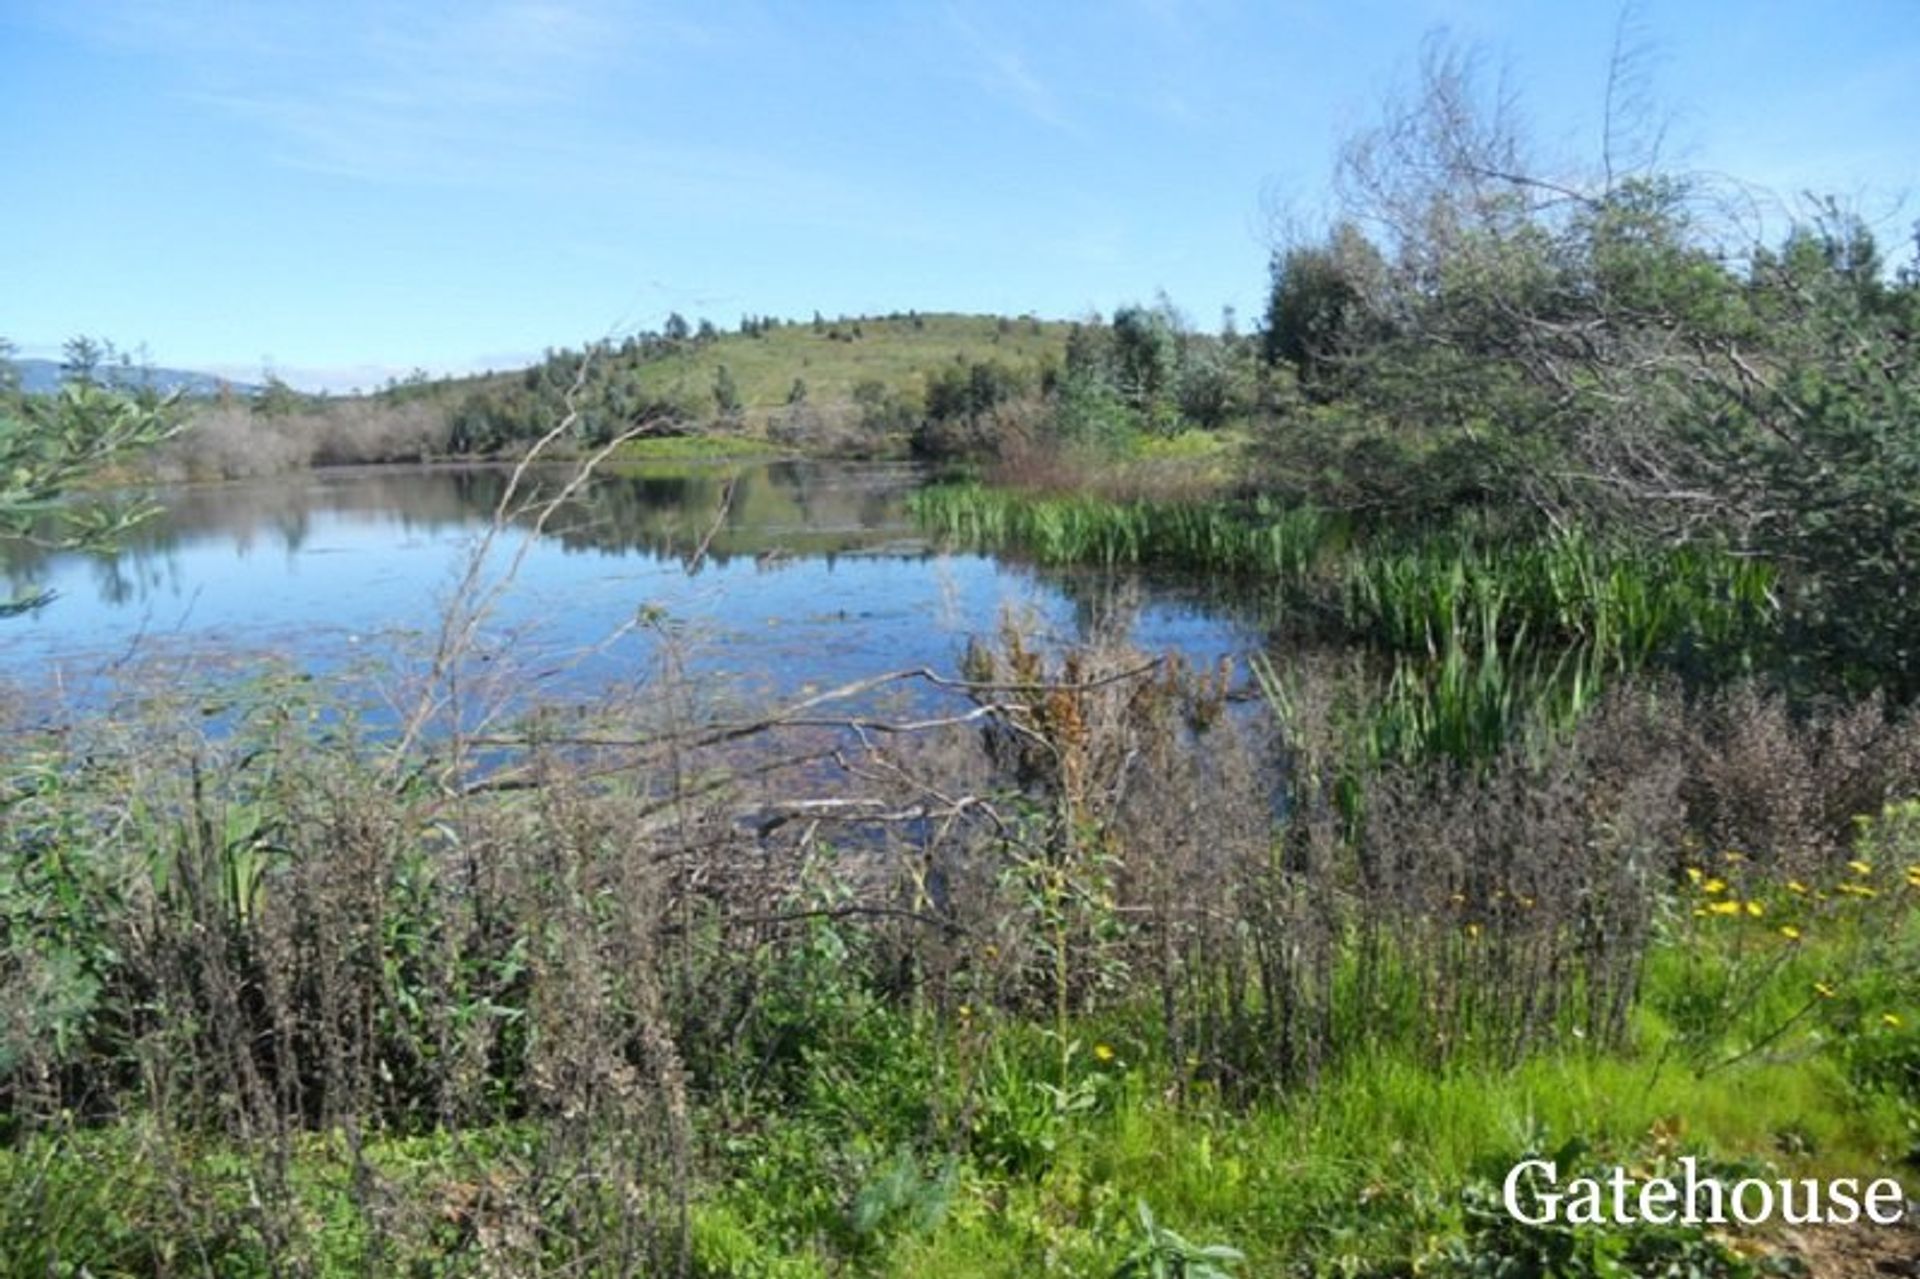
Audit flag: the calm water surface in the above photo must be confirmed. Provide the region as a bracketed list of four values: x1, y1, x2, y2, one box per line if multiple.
[2, 461, 1262, 708]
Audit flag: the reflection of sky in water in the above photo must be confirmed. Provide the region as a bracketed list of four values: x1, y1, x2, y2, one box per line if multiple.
[1, 465, 1259, 710]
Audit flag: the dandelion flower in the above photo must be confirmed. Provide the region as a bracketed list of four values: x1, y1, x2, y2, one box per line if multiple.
[1744, 900, 1765, 917]
[1702, 877, 1728, 895]
[1707, 900, 1742, 917]
[1786, 880, 1810, 896]
[1848, 860, 1873, 876]
[1093, 1043, 1116, 1063]
[1686, 867, 1704, 885]
[1779, 925, 1802, 941]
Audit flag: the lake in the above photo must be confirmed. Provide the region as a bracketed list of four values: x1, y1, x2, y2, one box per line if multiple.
[2, 461, 1262, 714]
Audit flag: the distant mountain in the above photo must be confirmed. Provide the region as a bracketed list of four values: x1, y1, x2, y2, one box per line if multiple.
[9, 358, 258, 398]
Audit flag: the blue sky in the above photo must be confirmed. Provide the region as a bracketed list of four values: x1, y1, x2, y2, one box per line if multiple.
[3, 1, 1914, 391]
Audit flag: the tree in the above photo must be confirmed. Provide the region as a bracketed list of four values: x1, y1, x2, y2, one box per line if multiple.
[60, 335, 106, 387]
[1260, 224, 1386, 396]
[663, 312, 691, 343]
[712, 364, 742, 418]
[1109, 303, 1178, 411]
[253, 373, 304, 417]
[1266, 31, 1920, 694]
[1689, 213, 1920, 693]
[1175, 343, 1243, 430]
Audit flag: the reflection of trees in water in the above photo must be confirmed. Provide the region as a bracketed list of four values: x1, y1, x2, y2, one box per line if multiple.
[1059, 575, 1146, 646]
[858, 487, 895, 530]
[89, 551, 139, 608]
[2, 462, 930, 607]
[542, 463, 924, 563]
[1032, 561, 1271, 651]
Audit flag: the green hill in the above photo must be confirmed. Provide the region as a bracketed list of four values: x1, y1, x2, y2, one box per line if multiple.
[424, 311, 1072, 456]
[628, 312, 1066, 422]
[162, 312, 1082, 475]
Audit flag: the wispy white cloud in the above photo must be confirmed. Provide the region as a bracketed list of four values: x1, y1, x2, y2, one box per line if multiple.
[941, 2, 1076, 133]
[33, 0, 705, 185]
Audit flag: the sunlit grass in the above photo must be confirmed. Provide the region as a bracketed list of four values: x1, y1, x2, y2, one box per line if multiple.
[631, 313, 1068, 425]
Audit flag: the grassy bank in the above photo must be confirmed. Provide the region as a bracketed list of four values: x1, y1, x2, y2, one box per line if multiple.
[14, 950, 1916, 1278]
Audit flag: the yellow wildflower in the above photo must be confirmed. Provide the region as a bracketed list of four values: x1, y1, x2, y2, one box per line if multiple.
[1093, 1043, 1116, 1063]
[1723, 850, 1747, 864]
[1702, 877, 1728, 895]
[1882, 1014, 1904, 1029]
[1466, 922, 1483, 939]
[1686, 867, 1704, 885]
[1778, 925, 1802, 942]
[1848, 860, 1873, 876]
[1744, 900, 1764, 917]
[1813, 982, 1837, 999]
[958, 1004, 973, 1020]
[1786, 880, 1810, 896]
[1838, 882, 1879, 899]
[1707, 900, 1742, 917]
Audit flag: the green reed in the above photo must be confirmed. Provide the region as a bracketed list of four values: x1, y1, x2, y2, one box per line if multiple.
[915, 482, 1778, 766]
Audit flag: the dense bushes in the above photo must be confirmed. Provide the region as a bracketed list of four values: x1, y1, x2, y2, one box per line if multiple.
[1253, 46, 1920, 696]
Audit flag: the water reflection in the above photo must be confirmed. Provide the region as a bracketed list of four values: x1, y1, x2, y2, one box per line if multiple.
[1, 461, 1259, 705]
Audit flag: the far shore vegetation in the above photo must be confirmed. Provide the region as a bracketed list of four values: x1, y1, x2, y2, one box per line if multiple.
[4, 36, 1918, 1279]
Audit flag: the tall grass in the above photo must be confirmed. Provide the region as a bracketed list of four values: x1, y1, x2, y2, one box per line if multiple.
[911, 482, 1336, 578]
[914, 482, 1777, 765]
[1340, 525, 1774, 673]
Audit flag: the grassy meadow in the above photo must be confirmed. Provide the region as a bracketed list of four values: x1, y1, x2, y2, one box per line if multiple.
[616, 313, 1069, 430]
